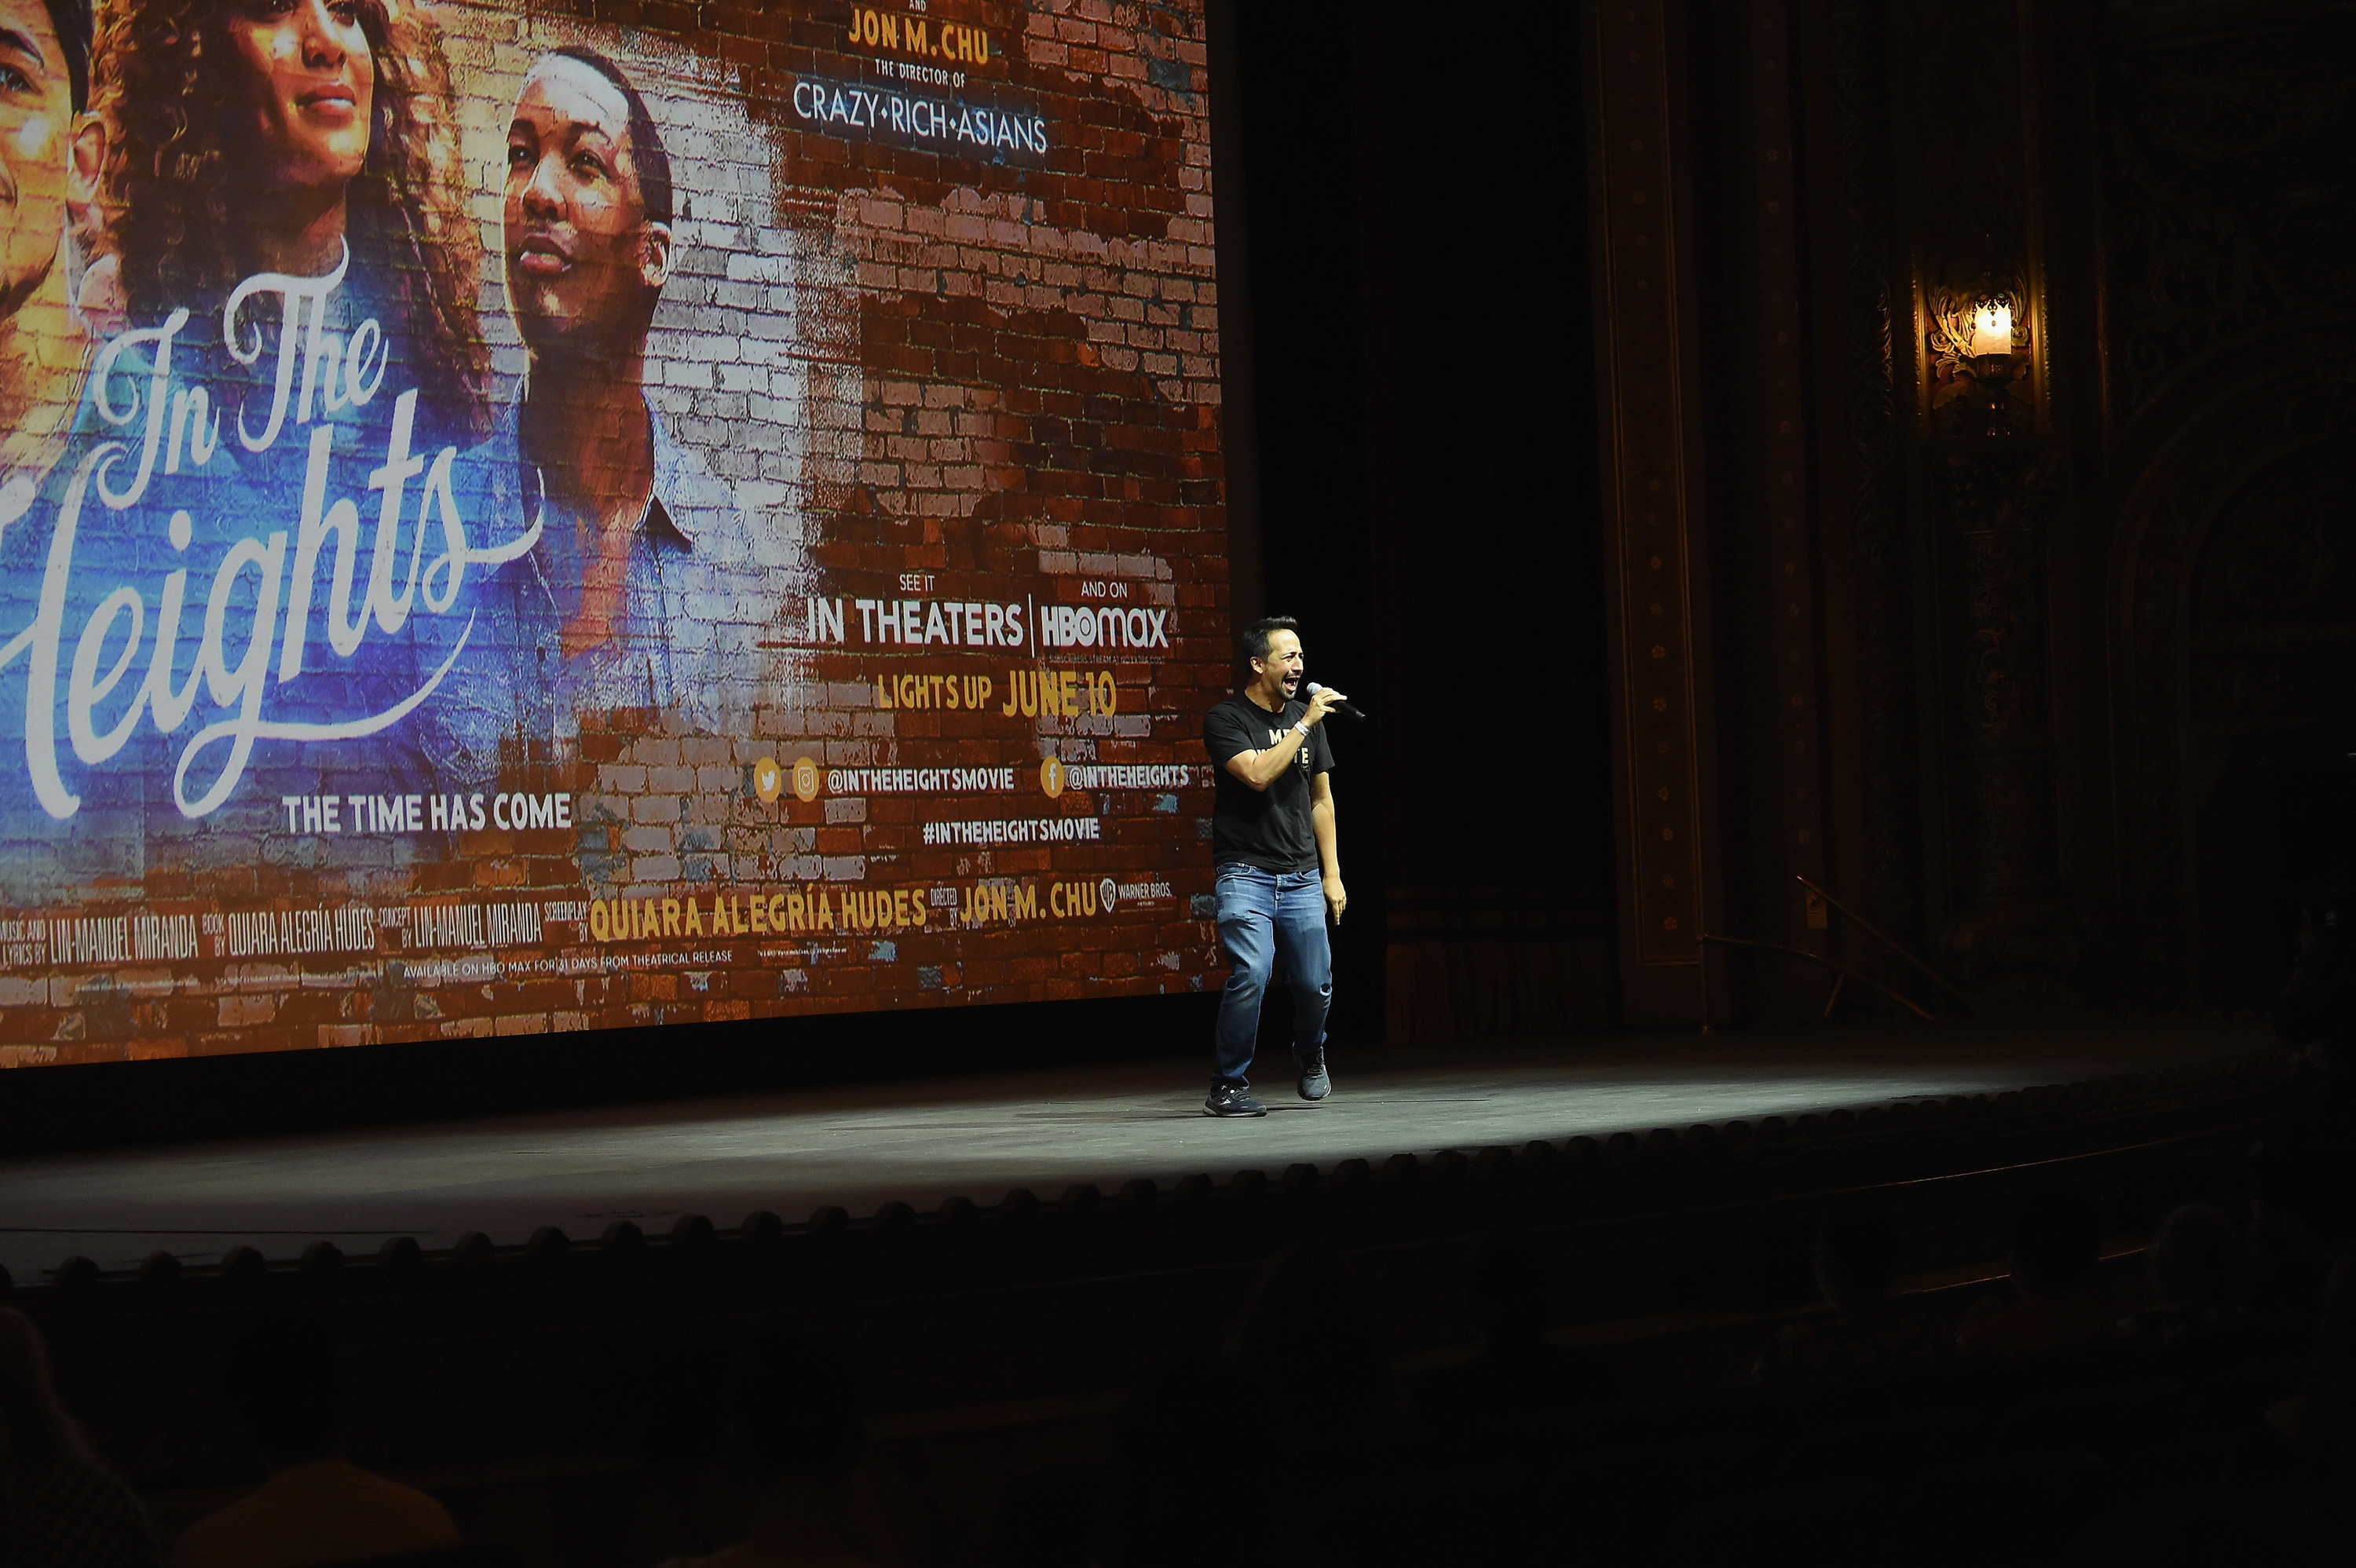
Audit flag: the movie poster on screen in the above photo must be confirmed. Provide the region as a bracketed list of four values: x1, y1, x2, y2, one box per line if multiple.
[0, 0, 1227, 1065]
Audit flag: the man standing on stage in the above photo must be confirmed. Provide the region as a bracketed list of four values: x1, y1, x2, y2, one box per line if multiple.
[1201, 616, 1348, 1117]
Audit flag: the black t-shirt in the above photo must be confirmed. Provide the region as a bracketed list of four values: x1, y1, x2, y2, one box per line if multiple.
[1204, 693, 1336, 872]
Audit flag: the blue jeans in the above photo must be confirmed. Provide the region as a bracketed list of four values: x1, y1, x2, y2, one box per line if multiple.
[1213, 864, 1332, 1087]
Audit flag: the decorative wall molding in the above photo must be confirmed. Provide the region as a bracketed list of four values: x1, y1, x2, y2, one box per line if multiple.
[1890, 0, 2076, 988]
[1744, 0, 1833, 966]
[2102, 4, 2356, 1007]
[1825, 0, 1921, 949]
[1588, 0, 1718, 1019]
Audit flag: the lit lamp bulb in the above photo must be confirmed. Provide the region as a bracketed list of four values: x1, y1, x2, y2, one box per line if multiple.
[1972, 302, 2014, 357]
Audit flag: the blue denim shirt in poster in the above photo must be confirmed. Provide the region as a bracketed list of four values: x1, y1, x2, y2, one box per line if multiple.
[419, 393, 773, 789]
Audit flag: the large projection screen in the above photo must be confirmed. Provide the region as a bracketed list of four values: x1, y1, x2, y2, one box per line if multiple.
[0, 0, 1225, 1066]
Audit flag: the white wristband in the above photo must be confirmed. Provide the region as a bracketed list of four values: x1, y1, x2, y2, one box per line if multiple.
[1293, 721, 1310, 739]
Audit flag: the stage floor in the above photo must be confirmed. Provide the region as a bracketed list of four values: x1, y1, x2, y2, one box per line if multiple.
[0, 1021, 2271, 1278]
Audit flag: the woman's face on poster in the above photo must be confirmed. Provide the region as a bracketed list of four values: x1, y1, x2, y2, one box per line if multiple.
[225, 0, 375, 195]
[0, 0, 72, 315]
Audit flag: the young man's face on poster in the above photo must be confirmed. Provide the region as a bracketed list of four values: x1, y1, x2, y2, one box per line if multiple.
[504, 55, 669, 355]
[222, 0, 375, 196]
[0, 0, 72, 318]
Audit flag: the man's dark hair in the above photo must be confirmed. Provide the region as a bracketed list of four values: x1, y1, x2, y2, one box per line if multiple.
[40, 0, 90, 112]
[543, 45, 674, 228]
[1242, 616, 1299, 664]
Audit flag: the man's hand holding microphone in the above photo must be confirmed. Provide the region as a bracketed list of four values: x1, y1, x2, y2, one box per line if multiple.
[1302, 682, 1350, 728]
[1300, 685, 1348, 927]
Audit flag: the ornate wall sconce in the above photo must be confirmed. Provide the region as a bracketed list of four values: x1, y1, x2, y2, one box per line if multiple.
[1928, 286, 2032, 438]
[1920, 269, 2060, 977]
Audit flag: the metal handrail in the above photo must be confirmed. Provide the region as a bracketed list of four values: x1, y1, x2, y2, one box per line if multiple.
[1794, 874, 1974, 1013]
[1696, 932, 1936, 1022]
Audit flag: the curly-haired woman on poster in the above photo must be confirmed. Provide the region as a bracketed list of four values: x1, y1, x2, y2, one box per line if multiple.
[0, 0, 499, 880]
[88, 0, 488, 444]
[0, 0, 102, 492]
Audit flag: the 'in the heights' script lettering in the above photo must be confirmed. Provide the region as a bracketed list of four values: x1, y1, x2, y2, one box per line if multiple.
[0, 244, 538, 819]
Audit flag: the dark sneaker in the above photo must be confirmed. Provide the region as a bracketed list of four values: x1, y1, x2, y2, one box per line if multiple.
[1296, 1051, 1331, 1102]
[1204, 1081, 1268, 1118]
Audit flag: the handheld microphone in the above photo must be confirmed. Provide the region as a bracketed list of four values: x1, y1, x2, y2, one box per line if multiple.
[1305, 682, 1367, 722]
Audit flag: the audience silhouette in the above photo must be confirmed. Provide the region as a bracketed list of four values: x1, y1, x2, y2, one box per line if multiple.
[655, 1329, 913, 1568]
[1755, 1205, 1948, 1384]
[1958, 1185, 2118, 1359]
[1100, 1242, 1401, 1567]
[0, 1307, 158, 1567]
[169, 1316, 462, 1568]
